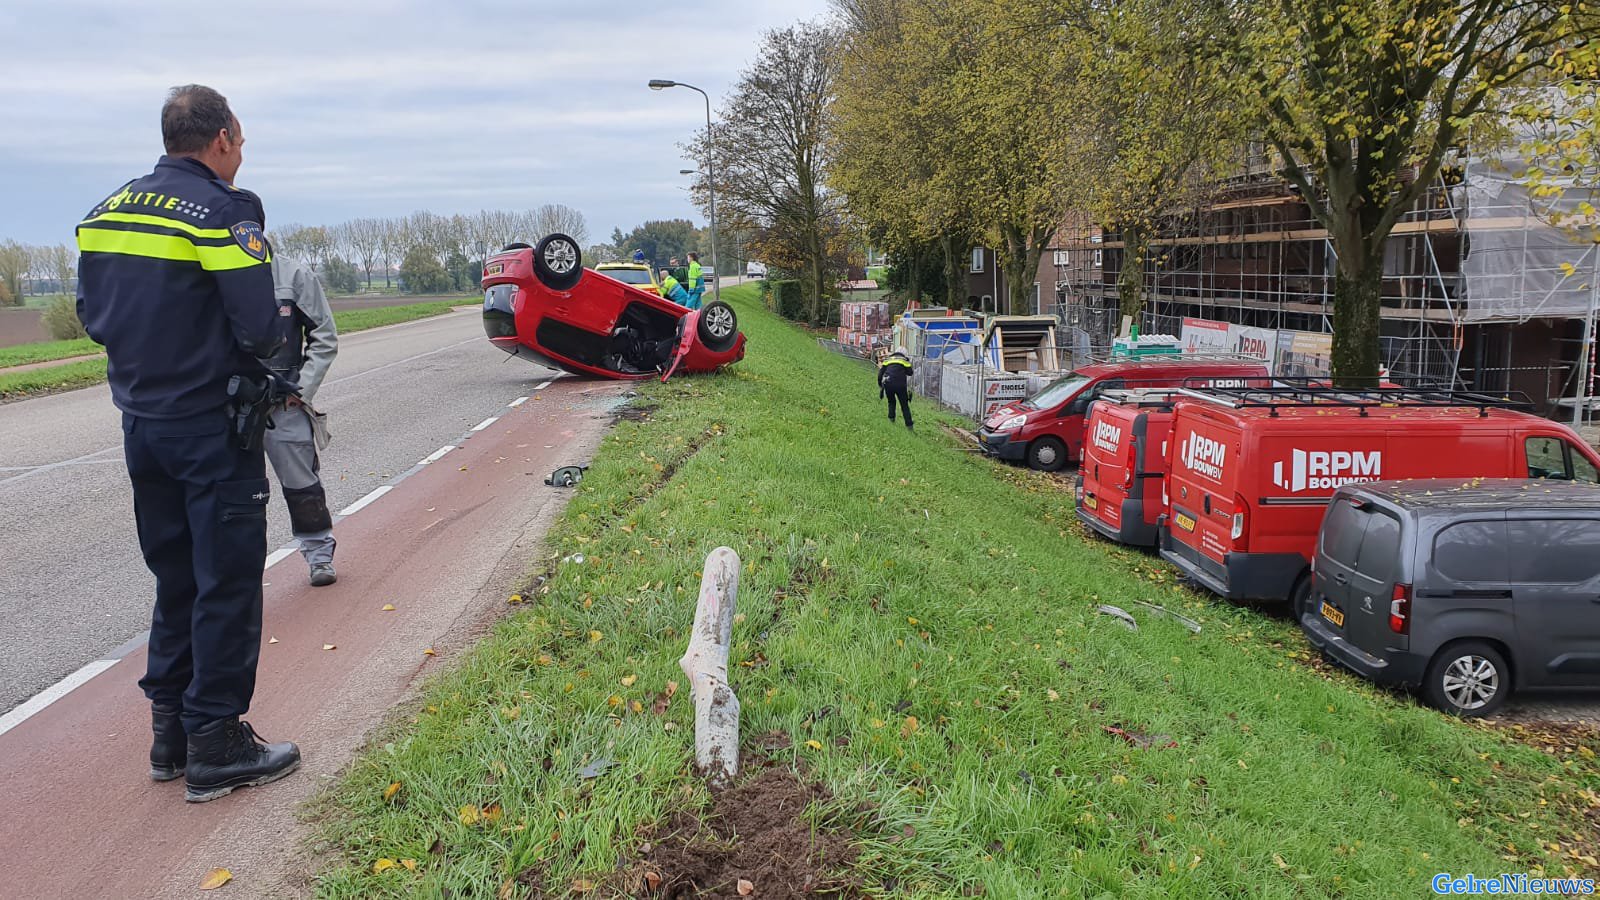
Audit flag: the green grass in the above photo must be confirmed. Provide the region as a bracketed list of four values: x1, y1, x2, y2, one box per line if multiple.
[0, 337, 101, 368]
[0, 357, 109, 398]
[309, 283, 1599, 898]
[0, 301, 460, 402]
[330, 300, 459, 333]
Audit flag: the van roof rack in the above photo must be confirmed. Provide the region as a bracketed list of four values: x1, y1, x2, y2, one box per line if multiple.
[1174, 382, 1534, 417]
[1081, 351, 1267, 366]
[1099, 387, 1188, 408]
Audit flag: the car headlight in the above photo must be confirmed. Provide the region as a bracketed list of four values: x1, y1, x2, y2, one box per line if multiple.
[996, 414, 1028, 432]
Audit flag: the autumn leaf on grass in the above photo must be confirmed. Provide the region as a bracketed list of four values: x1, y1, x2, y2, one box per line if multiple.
[458, 804, 480, 826]
[621, 674, 638, 687]
[423, 648, 437, 657]
[588, 630, 604, 643]
[573, 878, 596, 892]
[738, 879, 755, 895]
[901, 716, 920, 738]
[199, 868, 232, 890]
[401, 859, 418, 872]
[805, 740, 824, 751]
[383, 781, 402, 802]
[482, 803, 503, 825]
[373, 858, 397, 874]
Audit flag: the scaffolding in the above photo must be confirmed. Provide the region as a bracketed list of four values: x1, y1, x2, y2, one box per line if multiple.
[1054, 155, 1598, 417]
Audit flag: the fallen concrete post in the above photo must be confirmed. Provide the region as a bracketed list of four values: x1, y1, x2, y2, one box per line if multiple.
[679, 546, 741, 785]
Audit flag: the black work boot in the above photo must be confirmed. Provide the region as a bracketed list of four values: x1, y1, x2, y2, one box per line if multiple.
[150, 702, 186, 782]
[184, 718, 301, 803]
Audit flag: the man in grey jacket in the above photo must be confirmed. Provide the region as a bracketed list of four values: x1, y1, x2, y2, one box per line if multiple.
[264, 253, 339, 586]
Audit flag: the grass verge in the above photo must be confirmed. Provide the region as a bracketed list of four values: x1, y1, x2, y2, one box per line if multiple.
[310, 283, 1600, 898]
[0, 337, 101, 368]
[0, 301, 460, 402]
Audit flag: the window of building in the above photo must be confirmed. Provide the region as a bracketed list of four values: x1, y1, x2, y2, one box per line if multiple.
[971, 248, 984, 273]
[1093, 249, 1103, 268]
[1053, 250, 1070, 266]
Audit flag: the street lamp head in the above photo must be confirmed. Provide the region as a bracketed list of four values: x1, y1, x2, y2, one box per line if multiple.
[648, 79, 676, 91]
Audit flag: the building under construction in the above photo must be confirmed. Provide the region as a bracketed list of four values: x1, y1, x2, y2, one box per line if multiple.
[1051, 147, 1600, 419]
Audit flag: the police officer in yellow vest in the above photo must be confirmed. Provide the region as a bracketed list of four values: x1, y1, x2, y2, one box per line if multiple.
[75, 85, 301, 802]
[878, 351, 914, 430]
[684, 252, 705, 310]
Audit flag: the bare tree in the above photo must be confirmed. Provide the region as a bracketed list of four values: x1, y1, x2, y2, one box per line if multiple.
[698, 22, 846, 323]
[530, 204, 589, 245]
[0, 240, 33, 302]
[342, 218, 385, 290]
[43, 244, 75, 296]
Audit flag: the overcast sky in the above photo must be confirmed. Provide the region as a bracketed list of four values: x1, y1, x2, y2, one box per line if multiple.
[0, 0, 834, 247]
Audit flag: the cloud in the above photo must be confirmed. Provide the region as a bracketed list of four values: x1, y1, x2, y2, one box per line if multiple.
[0, 0, 834, 245]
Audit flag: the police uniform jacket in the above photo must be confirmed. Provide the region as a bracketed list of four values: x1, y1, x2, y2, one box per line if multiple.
[76, 155, 283, 419]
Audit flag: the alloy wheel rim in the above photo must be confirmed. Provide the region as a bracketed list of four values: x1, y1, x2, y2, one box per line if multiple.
[545, 241, 577, 273]
[1441, 655, 1498, 710]
[706, 307, 734, 338]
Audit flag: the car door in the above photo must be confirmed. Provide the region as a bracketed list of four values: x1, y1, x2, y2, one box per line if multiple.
[1417, 517, 1512, 657]
[1505, 516, 1600, 686]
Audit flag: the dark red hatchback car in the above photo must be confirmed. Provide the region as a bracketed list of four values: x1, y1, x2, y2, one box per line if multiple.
[482, 233, 746, 380]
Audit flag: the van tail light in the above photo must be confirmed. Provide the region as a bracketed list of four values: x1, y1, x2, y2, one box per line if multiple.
[1230, 494, 1247, 547]
[1389, 583, 1413, 634]
[1121, 441, 1137, 489]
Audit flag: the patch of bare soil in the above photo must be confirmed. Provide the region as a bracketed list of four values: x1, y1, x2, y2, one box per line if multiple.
[613, 751, 864, 899]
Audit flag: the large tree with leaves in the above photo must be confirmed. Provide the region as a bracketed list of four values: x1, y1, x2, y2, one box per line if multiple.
[697, 22, 846, 324]
[1241, 0, 1592, 384]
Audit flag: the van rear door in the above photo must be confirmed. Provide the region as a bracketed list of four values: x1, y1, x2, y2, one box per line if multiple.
[1314, 497, 1405, 649]
[1165, 407, 1242, 575]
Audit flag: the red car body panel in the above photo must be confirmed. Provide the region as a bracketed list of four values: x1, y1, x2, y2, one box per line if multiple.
[1160, 397, 1600, 602]
[481, 247, 745, 380]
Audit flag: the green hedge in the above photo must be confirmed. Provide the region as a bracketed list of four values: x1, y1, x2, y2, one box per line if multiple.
[772, 279, 804, 321]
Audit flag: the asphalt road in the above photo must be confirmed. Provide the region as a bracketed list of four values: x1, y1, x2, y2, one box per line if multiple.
[0, 308, 563, 715]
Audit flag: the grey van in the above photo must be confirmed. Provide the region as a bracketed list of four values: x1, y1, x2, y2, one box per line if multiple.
[1300, 478, 1600, 717]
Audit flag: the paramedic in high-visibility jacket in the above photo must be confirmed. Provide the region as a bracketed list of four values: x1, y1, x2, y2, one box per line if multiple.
[74, 84, 302, 803]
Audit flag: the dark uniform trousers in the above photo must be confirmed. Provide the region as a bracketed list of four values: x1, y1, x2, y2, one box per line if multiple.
[123, 408, 270, 732]
[886, 385, 913, 427]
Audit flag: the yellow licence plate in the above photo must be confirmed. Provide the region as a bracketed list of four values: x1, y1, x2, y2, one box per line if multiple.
[1084, 495, 1098, 510]
[485, 262, 504, 276]
[1174, 513, 1196, 532]
[1321, 601, 1345, 628]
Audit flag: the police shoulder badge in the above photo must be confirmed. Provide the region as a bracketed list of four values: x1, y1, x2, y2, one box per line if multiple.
[231, 221, 269, 262]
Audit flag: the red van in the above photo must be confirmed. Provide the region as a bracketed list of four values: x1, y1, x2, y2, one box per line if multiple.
[1076, 390, 1181, 546]
[976, 356, 1269, 471]
[1159, 385, 1600, 608]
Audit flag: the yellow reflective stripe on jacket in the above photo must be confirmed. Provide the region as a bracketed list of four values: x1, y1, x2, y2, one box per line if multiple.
[80, 211, 231, 239]
[77, 228, 199, 263]
[77, 226, 267, 271]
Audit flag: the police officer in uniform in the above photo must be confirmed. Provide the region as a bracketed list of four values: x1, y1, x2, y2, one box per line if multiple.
[264, 252, 339, 586]
[878, 351, 914, 430]
[75, 85, 301, 802]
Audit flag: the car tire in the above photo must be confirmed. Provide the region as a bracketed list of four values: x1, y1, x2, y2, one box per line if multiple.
[532, 233, 582, 291]
[1289, 573, 1313, 622]
[1422, 641, 1509, 718]
[696, 301, 739, 352]
[1027, 436, 1068, 472]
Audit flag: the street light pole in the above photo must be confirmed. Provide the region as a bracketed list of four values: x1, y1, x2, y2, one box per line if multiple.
[649, 79, 721, 307]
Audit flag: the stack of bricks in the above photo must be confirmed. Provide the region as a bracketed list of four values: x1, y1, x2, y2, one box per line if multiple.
[837, 301, 892, 353]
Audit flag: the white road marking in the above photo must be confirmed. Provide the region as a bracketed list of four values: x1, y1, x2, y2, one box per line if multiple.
[419, 445, 455, 465]
[508, 397, 529, 407]
[471, 416, 499, 432]
[535, 379, 554, 391]
[338, 485, 392, 516]
[265, 547, 297, 569]
[0, 659, 118, 738]
[0, 446, 122, 486]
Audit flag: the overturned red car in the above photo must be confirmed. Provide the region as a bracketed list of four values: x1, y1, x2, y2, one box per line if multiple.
[482, 233, 746, 380]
